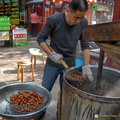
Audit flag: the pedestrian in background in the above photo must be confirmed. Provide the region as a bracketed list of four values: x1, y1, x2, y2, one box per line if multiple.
[30, 10, 39, 37]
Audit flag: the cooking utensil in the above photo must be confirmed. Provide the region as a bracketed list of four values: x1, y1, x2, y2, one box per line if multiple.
[47, 43, 87, 82]
[0, 83, 52, 120]
[47, 43, 69, 69]
[65, 68, 86, 82]
[64, 66, 88, 86]
[47, 43, 86, 82]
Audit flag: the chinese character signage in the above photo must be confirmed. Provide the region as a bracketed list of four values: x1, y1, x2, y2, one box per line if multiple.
[12, 29, 27, 47]
[14, 34, 26, 38]
[0, 31, 10, 41]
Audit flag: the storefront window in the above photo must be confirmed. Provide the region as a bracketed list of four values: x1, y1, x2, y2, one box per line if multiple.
[90, 0, 114, 24]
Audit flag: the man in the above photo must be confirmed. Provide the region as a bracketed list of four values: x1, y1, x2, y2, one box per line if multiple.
[30, 10, 39, 37]
[37, 0, 93, 117]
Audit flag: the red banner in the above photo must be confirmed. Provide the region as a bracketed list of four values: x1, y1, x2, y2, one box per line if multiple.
[14, 34, 26, 38]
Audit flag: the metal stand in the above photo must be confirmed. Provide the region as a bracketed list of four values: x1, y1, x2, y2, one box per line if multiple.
[96, 49, 105, 90]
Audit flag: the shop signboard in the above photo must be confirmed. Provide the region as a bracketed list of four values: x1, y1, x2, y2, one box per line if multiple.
[44, 5, 50, 21]
[55, 3, 61, 8]
[0, 31, 10, 41]
[12, 29, 27, 47]
[46, 0, 50, 5]
[63, 3, 69, 9]
[97, 5, 109, 12]
[92, 4, 109, 11]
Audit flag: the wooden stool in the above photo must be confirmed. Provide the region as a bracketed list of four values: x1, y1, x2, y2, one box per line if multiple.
[31, 52, 45, 70]
[17, 61, 34, 82]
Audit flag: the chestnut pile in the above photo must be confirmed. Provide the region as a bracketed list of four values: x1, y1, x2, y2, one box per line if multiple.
[69, 74, 85, 87]
[10, 91, 44, 112]
[69, 74, 85, 80]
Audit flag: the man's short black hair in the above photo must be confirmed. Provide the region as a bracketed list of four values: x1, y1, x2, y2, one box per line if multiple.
[69, 0, 88, 12]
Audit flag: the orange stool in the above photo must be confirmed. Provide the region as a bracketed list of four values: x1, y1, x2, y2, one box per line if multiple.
[31, 52, 45, 70]
[17, 60, 34, 82]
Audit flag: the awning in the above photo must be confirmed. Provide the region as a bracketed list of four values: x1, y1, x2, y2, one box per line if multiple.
[26, 0, 43, 5]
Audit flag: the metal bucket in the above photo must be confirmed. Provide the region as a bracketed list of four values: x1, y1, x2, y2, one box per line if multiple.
[61, 65, 120, 120]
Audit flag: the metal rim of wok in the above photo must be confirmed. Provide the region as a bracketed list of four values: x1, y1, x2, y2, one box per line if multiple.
[0, 83, 52, 119]
[63, 65, 120, 103]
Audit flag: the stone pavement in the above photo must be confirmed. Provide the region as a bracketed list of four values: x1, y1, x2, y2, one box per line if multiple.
[0, 35, 59, 120]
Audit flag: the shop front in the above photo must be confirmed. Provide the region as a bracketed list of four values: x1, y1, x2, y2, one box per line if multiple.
[85, 0, 120, 70]
[86, 0, 114, 25]
[0, 0, 27, 47]
[53, 0, 70, 13]
[26, 0, 53, 35]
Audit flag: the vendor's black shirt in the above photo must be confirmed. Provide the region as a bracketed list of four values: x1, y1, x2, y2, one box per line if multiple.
[37, 12, 89, 69]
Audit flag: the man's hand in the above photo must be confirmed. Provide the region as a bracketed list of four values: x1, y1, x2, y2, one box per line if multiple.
[48, 52, 63, 64]
[82, 64, 94, 82]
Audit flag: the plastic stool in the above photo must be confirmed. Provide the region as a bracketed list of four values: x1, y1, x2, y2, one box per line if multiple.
[30, 52, 45, 70]
[17, 60, 34, 82]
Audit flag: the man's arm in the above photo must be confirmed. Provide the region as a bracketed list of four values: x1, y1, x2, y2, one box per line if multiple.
[37, 16, 53, 55]
[40, 42, 52, 56]
[40, 42, 63, 64]
[82, 49, 90, 65]
[82, 49, 93, 82]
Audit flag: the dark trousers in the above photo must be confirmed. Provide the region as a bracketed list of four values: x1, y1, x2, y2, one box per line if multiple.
[31, 23, 38, 36]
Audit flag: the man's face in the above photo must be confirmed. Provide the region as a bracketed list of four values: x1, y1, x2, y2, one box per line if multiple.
[65, 8, 87, 25]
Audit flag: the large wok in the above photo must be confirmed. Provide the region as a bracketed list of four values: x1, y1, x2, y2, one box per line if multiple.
[0, 83, 52, 120]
